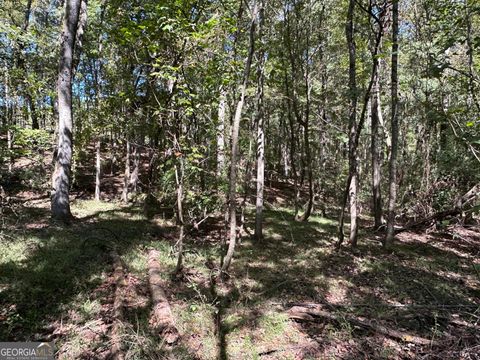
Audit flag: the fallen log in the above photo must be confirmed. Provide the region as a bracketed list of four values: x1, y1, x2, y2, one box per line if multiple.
[287, 304, 439, 346]
[395, 208, 461, 233]
[397, 183, 480, 233]
[147, 249, 180, 345]
[110, 250, 126, 360]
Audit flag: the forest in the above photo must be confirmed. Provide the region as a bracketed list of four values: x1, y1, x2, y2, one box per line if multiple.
[0, 0, 479, 358]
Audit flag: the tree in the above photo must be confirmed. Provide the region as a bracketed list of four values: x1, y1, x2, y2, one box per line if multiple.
[222, 1, 258, 274]
[51, 0, 83, 220]
[384, 0, 399, 248]
[254, 0, 266, 240]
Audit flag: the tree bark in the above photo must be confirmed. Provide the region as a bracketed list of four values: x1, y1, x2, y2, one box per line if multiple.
[4, 67, 13, 173]
[287, 304, 438, 346]
[174, 151, 185, 274]
[51, 0, 82, 221]
[466, 2, 480, 113]
[221, 1, 257, 274]
[254, 1, 266, 240]
[385, 0, 399, 248]
[371, 63, 384, 229]
[337, 4, 384, 247]
[147, 250, 179, 344]
[216, 87, 226, 177]
[121, 140, 131, 203]
[130, 144, 140, 193]
[95, 139, 101, 200]
[338, 0, 358, 245]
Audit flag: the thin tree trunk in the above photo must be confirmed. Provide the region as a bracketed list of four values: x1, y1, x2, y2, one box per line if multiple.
[28, 94, 39, 130]
[216, 87, 226, 177]
[385, 0, 399, 248]
[51, 0, 82, 221]
[130, 145, 140, 193]
[121, 140, 130, 203]
[17, 0, 38, 130]
[466, 2, 480, 113]
[95, 139, 101, 200]
[285, 73, 299, 217]
[5, 67, 13, 173]
[241, 121, 255, 230]
[174, 155, 185, 274]
[337, 5, 384, 247]
[255, 116, 265, 238]
[7, 128, 13, 173]
[254, 1, 266, 240]
[338, 0, 358, 245]
[221, 2, 257, 274]
[371, 63, 383, 229]
[295, 2, 314, 222]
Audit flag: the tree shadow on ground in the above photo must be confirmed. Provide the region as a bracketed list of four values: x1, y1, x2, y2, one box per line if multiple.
[0, 205, 144, 337]
[0, 203, 200, 359]
[189, 207, 480, 359]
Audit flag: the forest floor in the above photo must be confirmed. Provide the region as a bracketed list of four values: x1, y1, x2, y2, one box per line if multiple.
[1, 160, 480, 359]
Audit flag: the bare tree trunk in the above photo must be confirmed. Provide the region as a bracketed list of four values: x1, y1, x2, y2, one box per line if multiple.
[241, 121, 254, 230]
[216, 87, 226, 177]
[7, 128, 13, 173]
[285, 74, 299, 217]
[51, 0, 82, 221]
[28, 94, 39, 130]
[121, 140, 130, 203]
[5, 67, 13, 173]
[174, 155, 185, 274]
[337, 4, 384, 247]
[254, 2, 266, 240]
[221, 1, 257, 274]
[385, 0, 399, 248]
[338, 0, 358, 245]
[16, 0, 38, 130]
[371, 63, 383, 229]
[466, 2, 480, 113]
[130, 144, 140, 193]
[295, 2, 314, 223]
[95, 139, 101, 200]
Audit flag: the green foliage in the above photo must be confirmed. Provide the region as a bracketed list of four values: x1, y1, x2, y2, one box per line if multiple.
[11, 127, 51, 156]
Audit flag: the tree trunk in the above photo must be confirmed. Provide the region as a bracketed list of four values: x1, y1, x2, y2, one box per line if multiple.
[338, 0, 358, 245]
[121, 140, 131, 203]
[385, 0, 399, 248]
[95, 139, 101, 200]
[7, 128, 13, 173]
[130, 144, 140, 193]
[241, 121, 255, 230]
[51, 0, 82, 221]
[174, 156, 185, 274]
[285, 73, 299, 217]
[5, 67, 13, 173]
[254, 2, 266, 240]
[216, 87, 226, 177]
[371, 64, 383, 229]
[466, 2, 480, 113]
[147, 250, 180, 344]
[255, 117, 265, 239]
[28, 94, 39, 130]
[337, 4, 384, 247]
[221, 1, 257, 274]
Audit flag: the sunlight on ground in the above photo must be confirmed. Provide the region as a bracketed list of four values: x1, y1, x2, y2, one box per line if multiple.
[1, 199, 479, 359]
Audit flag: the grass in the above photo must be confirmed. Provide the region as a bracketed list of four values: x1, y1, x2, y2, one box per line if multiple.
[1, 198, 479, 359]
